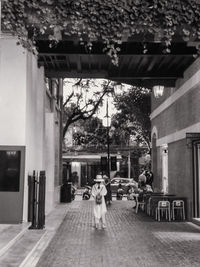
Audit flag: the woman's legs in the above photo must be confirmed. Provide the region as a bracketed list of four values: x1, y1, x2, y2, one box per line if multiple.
[101, 213, 106, 228]
[94, 216, 100, 228]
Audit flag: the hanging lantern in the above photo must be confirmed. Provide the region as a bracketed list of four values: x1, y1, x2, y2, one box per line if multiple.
[102, 116, 111, 127]
[113, 82, 123, 95]
[153, 85, 164, 98]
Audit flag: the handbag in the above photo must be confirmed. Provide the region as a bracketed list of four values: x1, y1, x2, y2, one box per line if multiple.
[95, 187, 103, 205]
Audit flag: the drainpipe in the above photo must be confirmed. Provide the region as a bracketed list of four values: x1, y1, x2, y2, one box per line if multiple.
[59, 78, 63, 185]
[0, 1, 1, 35]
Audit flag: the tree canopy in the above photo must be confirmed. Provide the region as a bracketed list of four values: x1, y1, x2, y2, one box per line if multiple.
[71, 117, 108, 150]
[62, 79, 114, 138]
[63, 80, 151, 151]
[2, 0, 200, 65]
[113, 86, 151, 149]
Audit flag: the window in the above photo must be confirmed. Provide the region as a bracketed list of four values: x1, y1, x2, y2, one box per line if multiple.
[0, 151, 21, 191]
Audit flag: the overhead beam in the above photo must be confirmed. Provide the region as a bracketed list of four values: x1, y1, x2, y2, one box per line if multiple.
[39, 53, 195, 58]
[45, 69, 181, 80]
[45, 70, 108, 78]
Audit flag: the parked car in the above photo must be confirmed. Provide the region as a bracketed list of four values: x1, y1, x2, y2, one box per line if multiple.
[110, 178, 137, 194]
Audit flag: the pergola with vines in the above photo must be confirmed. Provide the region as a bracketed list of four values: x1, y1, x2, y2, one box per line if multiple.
[1, 0, 200, 87]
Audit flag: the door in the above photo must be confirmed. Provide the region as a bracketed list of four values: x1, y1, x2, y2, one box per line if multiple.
[162, 145, 168, 194]
[0, 146, 25, 223]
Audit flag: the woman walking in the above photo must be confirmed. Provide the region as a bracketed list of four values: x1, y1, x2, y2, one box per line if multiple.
[91, 175, 107, 229]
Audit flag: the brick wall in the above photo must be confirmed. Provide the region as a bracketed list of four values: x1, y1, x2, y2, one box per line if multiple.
[152, 84, 200, 139]
[168, 139, 193, 219]
[151, 57, 200, 220]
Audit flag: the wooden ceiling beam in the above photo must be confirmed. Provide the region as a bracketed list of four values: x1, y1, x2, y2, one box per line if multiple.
[45, 69, 181, 79]
[39, 53, 194, 58]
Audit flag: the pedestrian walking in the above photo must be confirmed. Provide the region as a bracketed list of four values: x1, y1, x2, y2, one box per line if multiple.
[91, 174, 107, 229]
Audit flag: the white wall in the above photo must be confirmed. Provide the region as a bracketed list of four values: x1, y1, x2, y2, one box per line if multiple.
[23, 51, 46, 221]
[0, 37, 26, 145]
[0, 36, 59, 222]
[45, 112, 56, 214]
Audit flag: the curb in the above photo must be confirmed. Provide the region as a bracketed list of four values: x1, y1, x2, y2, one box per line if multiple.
[0, 223, 31, 258]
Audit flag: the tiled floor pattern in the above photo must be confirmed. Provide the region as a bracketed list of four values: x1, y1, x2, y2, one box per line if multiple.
[36, 200, 200, 267]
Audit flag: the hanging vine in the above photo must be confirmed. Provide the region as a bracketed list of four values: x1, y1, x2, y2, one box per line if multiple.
[1, 0, 200, 65]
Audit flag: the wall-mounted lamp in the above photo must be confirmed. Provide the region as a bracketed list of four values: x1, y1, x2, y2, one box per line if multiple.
[153, 85, 164, 98]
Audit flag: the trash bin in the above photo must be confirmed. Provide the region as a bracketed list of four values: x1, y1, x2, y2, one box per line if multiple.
[60, 182, 72, 203]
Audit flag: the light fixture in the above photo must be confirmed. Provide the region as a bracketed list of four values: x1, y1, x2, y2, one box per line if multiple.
[102, 116, 111, 128]
[113, 82, 123, 95]
[153, 85, 164, 98]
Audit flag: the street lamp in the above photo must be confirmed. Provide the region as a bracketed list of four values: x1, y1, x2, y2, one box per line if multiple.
[102, 98, 111, 179]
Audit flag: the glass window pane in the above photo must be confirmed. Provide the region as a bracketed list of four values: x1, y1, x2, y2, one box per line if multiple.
[0, 151, 21, 192]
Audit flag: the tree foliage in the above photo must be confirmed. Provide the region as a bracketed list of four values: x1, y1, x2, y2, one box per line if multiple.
[2, 0, 200, 65]
[63, 79, 113, 138]
[72, 117, 108, 150]
[113, 87, 151, 149]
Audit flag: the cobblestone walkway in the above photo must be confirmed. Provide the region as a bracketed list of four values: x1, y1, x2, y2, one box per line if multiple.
[36, 200, 200, 267]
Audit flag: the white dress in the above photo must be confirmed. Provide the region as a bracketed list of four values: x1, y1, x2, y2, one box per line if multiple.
[91, 183, 107, 219]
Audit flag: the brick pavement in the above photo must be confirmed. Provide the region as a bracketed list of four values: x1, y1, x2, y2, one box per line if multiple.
[36, 199, 200, 267]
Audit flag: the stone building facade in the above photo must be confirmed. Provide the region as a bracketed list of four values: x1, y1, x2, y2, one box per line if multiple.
[151, 57, 200, 220]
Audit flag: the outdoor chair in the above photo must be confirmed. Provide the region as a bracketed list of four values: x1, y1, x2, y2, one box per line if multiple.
[155, 201, 171, 221]
[172, 200, 185, 220]
[135, 194, 145, 214]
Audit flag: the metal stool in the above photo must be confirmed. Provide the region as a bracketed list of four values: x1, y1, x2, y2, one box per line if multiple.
[172, 200, 185, 220]
[155, 201, 171, 221]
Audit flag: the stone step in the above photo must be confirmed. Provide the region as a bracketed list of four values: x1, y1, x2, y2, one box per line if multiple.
[0, 228, 45, 267]
[0, 202, 75, 267]
[0, 223, 30, 258]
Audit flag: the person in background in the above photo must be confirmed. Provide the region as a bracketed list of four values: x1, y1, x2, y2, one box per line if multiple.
[116, 183, 123, 200]
[127, 185, 135, 200]
[146, 170, 154, 187]
[71, 171, 79, 188]
[104, 175, 112, 206]
[138, 169, 147, 187]
[91, 174, 107, 229]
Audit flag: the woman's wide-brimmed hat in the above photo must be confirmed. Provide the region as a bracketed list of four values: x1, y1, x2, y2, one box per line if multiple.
[94, 174, 104, 182]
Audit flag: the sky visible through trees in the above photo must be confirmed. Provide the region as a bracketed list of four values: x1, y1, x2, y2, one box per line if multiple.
[63, 78, 132, 121]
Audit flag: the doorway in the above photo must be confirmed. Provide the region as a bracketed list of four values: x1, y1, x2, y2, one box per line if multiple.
[162, 144, 168, 194]
[0, 146, 25, 223]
